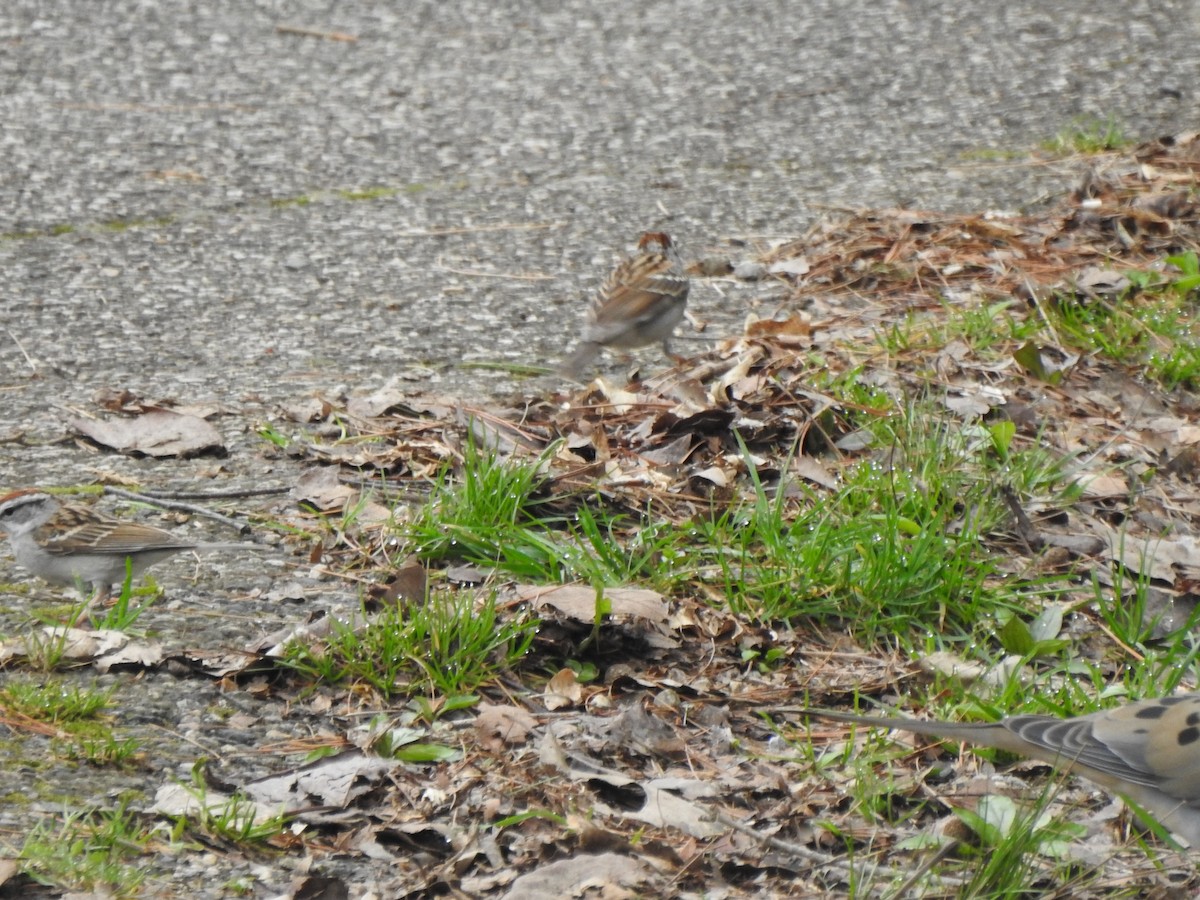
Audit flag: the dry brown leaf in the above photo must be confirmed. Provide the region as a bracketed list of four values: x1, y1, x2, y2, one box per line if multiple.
[0, 626, 155, 668]
[283, 397, 332, 423]
[791, 455, 839, 490]
[501, 854, 656, 900]
[628, 778, 724, 838]
[1076, 472, 1128, 499]
[766, 256, 811, 277]
[153, 783, 276, 825]
[70, 408, 225, 457]
[96, 635, 165, 671]
[475, 703, 539, 749]
[690, 465, 728, 487]
[292, 467, 357, 512]
[639, 433, 694, 467]
[516, 584, 669, 626]
[379, 558, 427, 604]
[241, 751, 402, 821]
[744, 312, 812, 339]
[543, 668, 584, 711]
[345, 381, 414, 418]
[290, 874, 350, 900]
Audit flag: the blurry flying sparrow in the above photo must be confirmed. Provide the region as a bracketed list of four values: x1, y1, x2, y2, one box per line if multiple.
[560, 231, 690, 377]
[805, 695, 1200, 845]
[0, 489, 261, 604]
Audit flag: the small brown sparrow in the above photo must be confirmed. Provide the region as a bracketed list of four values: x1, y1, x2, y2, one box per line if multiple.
[0, 489, 261, 603]
[806, 695, 1200, 845]
[560, 231, 690, 377]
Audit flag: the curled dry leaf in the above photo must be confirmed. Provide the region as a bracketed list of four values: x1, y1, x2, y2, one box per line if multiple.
[283, 397, 332, 423]
[543, 668, 583, 711]
[378, 557, 427, 605]
[345, 381, 414, 419]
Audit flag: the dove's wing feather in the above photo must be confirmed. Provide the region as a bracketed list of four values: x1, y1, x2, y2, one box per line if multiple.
[1091, 694, 1200, 801]
[806, 698, 1200, 845]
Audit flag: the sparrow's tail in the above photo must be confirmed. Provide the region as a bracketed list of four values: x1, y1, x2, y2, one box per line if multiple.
[559, 341, 600, 379]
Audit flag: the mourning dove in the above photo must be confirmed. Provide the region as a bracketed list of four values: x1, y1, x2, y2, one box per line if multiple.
[561, 231, 690, 377]
[805, 694, 1200, 845]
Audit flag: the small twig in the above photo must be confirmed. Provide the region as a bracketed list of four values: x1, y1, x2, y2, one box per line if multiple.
[275, 24, 358, 42]
[715, 809, 967, 891]
[711, 810, 843, 867]
[5, 329, 36, 373]
[132, 486, 288, 501]
[999, 484, 1044, 552]
[1093, 617, 1146, 663]
[432, 260, 554, 281]
[56, 101, 255, 112]
[887, 838, 963, 898]
[1021, 276, 1064, 348]
[149, 723, 231, 765]
[101, 487, 255, 534]
[393, 221, 563, 237]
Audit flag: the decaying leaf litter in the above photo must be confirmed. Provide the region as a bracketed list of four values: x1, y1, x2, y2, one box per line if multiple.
[6, 133, 1200, 897]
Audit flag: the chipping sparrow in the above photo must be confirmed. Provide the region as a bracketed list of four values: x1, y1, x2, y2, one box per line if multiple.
[807, 695, 1200, 845]
[0, 489, 260, 603]
[560, 231, 690, 377]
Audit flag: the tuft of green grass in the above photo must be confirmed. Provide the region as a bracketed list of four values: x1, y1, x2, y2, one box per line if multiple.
[875, 252, 1200, 391]
[19, 801, 152, 895]
[792, 687, 1175, 892]
[2, 679, 113, 722]
[1047, 274, 1200, 389]
[90, 559, 161, 632]
[877, 297, 1047, 363]
[336, 186, 397, 201]
[403, 435, 565, 576]
[20, 621, 85, 671]
[694, 414, 1058, 645]
[958, 146, 1028, 162]
[1, 677, 144, 767]
[268, 194, 312, 208]
[98, 215, 175, 232]
[170, 765, 288, 845]
[953, 791, 1088, 895]
[257, 423, 291, 449]
[360, 710, 464, 761]
[1043, 115, 1130, 155]
[381, 398, 1084, 663]
[280, 589, 536, 699]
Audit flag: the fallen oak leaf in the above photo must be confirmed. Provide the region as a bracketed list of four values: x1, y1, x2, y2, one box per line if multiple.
[475, 703, 539, 750]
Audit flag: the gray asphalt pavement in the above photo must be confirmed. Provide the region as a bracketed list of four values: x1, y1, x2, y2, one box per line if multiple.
[2, 3, 1196, 458]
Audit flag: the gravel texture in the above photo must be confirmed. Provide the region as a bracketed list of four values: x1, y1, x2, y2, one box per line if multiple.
[0, 1, 1197, 896]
